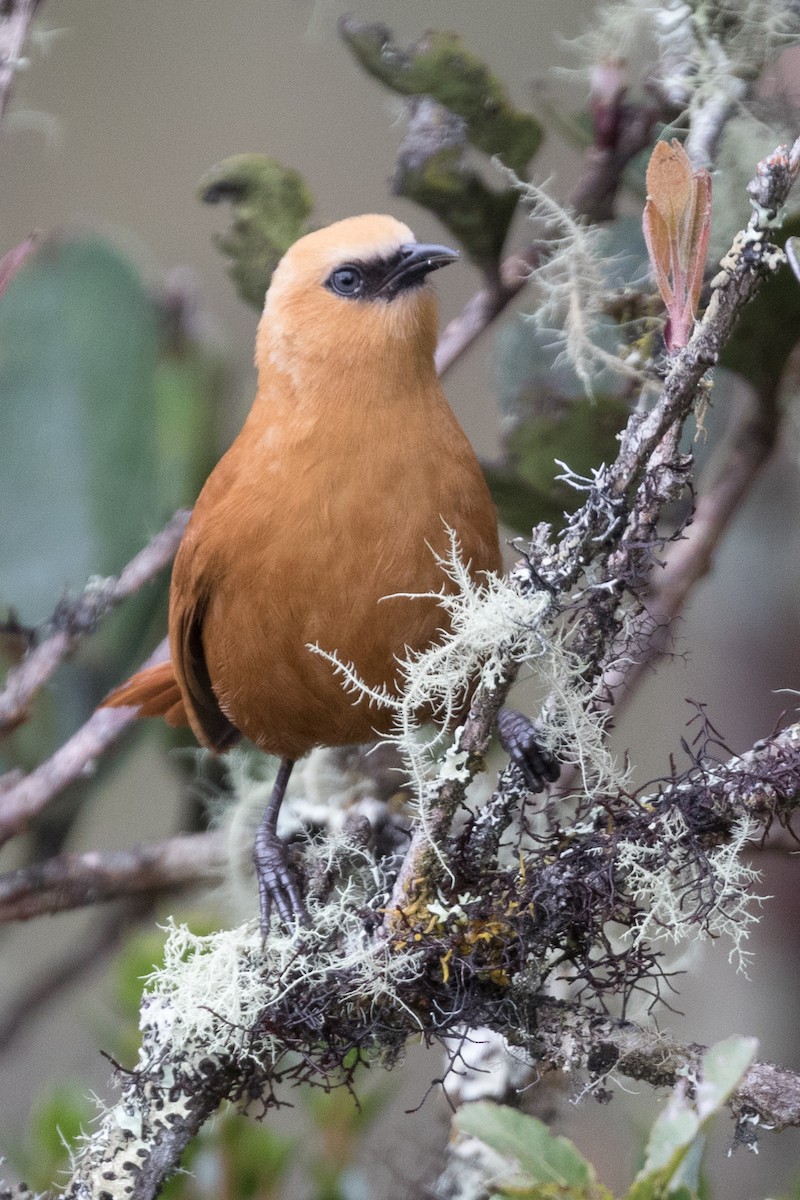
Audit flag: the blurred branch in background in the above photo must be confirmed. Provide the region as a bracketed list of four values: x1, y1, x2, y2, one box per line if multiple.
[0, 0, 43, 123]
[0, 636, 169, 844]
[0, 830, 226, 922]
[0, 509, 189, 737]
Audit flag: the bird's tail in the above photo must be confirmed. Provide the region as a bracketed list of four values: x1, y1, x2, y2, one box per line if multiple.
[103, 660, 189, 728]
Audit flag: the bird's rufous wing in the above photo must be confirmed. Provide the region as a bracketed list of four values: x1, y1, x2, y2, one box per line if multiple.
[105, 534, 239, 753]
[171, 584, 240, 752]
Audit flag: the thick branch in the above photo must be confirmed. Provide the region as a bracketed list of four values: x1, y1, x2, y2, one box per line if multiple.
[0, 509, 189, 736]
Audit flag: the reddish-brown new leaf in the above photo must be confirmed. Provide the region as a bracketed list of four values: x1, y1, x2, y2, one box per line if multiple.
[643, 139, 712, 351]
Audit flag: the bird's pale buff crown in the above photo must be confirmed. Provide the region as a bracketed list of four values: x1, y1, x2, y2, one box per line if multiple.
[257, 214, 441, 384]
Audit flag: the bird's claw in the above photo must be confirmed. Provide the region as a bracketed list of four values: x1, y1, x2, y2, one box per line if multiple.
[497, 707, 560, 792]
[253, 828, 308, 939]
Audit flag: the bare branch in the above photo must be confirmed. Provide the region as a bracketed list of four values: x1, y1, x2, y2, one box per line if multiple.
[0, 829, 226, 922]
[0, 509, 189, 737]
[570, 65, 666, 222]
[435, 245, 540, 376]
[0, 635, 170, 844]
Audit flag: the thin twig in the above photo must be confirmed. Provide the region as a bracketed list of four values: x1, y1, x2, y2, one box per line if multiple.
[0, 510, 189, 737]
[435, 246, 541, 376]
[0, 829, 227, 922]
[0, 0, 43, 124]
[0, 636, 170, 845]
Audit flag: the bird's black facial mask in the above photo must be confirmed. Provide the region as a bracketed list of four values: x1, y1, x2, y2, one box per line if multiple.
[324, 242, 459, 302]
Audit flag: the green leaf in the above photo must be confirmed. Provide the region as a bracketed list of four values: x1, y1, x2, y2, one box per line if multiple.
[482, 462, 566, 533]
[339, 18, 542, 173]
[393, 114, 520, 271]
[339, 18, 542, 269]
[695, 1036, 757, 1121]
[0, 235, 221, 802]
[627, 1037, 757, 1200]
[199, 154, 313, 309]
[629, 1094, 699, 1197]
[486, 309, 630, 531]
[0, 234, 162, 625]
[456, 1101, 594, 1191]
[153, 289, 227, 513]
[719, 212, 800, 404]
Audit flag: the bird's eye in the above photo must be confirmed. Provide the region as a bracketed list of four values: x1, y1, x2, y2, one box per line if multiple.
[327, 265, 364, 298]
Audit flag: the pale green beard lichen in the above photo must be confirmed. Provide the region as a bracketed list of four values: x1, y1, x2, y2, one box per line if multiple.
[145, 860, 423, 1068]
[310, 528, 630, 829]
[501, 170, 650, 397]
[616, 811, 765, 973]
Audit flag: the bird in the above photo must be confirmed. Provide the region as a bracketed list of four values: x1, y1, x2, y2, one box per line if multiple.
[104, 213, 557, 933]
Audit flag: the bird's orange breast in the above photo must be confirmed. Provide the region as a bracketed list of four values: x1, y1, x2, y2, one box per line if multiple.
[169, 361, 501, 758]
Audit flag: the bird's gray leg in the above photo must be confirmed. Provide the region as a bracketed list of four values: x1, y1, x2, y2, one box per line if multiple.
[253, 756, 308, 936]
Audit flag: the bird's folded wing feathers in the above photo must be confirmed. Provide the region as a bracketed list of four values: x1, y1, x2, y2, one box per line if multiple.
[172, 588, 240, 752]
[103, 584, 239, 753]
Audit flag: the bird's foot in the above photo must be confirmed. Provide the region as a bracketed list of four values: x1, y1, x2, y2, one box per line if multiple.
[253, 826, 308, 939]
[497, 707, 560, 792]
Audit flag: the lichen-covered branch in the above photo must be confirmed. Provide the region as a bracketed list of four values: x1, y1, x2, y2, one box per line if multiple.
[529, 1000, 800, 1134]
[5, 119, 800, 1200]
[387, 137, 800, 923]
[44, 710, 800, 1200]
